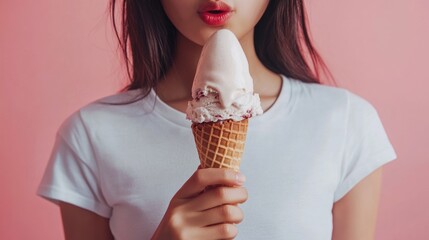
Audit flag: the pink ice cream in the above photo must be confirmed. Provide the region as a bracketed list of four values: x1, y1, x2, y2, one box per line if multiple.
[186, 29, 263, 123]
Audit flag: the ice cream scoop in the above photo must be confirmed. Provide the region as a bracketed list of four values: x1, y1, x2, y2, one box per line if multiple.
[186, 29, 263, 123]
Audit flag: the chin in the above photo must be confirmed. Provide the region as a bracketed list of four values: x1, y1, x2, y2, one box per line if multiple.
[178, 25, 249, 47]
[194, 27, 239, 45]
[176, 30, 212, 46]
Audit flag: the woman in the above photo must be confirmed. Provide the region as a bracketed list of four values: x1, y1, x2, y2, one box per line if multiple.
[38, 0, 397, 239]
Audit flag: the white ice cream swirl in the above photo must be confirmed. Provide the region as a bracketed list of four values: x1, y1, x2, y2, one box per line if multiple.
[186, 29, 263, 123]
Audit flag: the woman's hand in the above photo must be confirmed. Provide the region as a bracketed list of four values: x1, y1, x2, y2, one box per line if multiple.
[151, 168, 248, 240]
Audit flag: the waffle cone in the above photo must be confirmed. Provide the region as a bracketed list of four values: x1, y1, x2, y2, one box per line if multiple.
[191, 119, 248, 171]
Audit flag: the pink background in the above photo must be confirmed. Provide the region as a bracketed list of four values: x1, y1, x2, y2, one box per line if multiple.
[1, 0, 428, 239]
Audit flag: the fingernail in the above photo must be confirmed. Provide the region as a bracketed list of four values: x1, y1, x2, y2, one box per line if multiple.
[236, 172, 246, 184]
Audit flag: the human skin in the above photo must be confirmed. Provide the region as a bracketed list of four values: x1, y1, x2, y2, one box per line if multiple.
[60, 168, 248, 240]
[60, 0, 384, 239]
[156, 1, 384, 239]
[151, 168, 248, 239]
[156, 0, 282, 114]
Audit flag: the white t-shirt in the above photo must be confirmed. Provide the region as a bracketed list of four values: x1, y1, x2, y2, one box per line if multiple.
[38, 75, 397, 240]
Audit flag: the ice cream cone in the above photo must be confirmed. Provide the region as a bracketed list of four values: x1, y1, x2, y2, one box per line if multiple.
[192, 119, 248, 171]
[187, 30, 262, 171]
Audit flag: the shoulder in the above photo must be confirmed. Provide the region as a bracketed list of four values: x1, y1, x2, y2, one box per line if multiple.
[81, 89, 153, 117]
[289, 78, 377, 118]
[57, 89, 155, 141]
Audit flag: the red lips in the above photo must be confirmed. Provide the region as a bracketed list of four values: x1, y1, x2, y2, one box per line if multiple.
[198, 1, 233, 26]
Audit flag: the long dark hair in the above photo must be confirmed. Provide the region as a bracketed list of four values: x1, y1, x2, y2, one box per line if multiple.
[110, 0, 334, 98]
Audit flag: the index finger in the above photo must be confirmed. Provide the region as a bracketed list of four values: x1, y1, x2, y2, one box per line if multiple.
[176, 168, 246, 199]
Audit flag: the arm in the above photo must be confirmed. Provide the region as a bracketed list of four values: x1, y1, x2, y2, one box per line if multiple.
[59, 201, 114, 240]
[332, 167, 383, 240]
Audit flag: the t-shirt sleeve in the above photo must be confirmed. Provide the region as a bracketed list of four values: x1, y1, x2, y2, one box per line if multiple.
[37, 111, 112, 218]
[333, 91, 397, 202]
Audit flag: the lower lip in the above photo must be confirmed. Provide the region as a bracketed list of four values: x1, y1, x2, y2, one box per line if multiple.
[199, 12, 232, 26]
